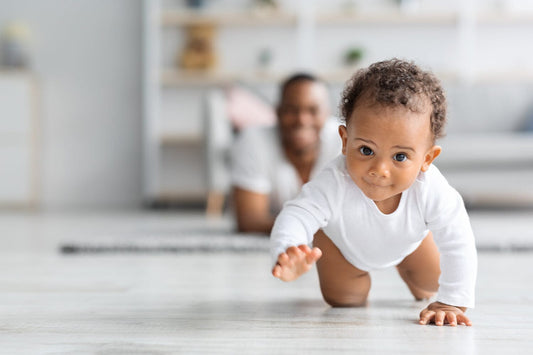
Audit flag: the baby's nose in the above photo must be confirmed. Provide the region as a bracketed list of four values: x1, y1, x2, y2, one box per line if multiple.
[370, 159, 390, 178]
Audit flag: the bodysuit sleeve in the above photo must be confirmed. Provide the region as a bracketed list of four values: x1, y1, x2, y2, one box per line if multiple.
[270, 161, 341, 266]
[423, 167, 478, 308]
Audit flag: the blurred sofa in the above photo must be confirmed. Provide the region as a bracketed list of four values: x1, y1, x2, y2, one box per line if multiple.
[437, 82, 533, 208]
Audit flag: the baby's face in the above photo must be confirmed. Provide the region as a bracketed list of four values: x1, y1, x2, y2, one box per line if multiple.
[339, 103, 440, 211]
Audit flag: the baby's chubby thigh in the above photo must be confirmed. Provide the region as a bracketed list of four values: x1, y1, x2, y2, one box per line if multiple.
[396, 231, 441, 300]
[313, 230, 371, 307]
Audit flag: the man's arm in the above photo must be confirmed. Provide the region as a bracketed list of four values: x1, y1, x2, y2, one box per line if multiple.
[233, 187, 275, 234]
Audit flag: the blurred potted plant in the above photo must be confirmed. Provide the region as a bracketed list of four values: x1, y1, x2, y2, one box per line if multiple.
[344, 47, 364, 69]
[252, 0, 279, 15]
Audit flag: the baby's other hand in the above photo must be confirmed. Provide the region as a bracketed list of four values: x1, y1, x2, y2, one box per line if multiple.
[419, 301, 472, 326]
[272, 245, 322, 282]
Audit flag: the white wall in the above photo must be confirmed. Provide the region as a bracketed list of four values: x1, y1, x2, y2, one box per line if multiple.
[0, 0, 143, 209]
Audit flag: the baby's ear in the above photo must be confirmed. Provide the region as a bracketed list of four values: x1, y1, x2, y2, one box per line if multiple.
[338, 125, 348, 155]
[421, 145, 442, 172]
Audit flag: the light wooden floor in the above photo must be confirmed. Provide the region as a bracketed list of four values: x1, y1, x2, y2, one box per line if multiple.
[0, 211, 532, 354]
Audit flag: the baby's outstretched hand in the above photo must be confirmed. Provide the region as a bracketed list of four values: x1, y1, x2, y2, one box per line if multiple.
[419, 301, 472, 326]
[272, 245, 322, 282]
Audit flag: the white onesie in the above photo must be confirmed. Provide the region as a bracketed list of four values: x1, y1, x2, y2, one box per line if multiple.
[271, 155, 477, 308]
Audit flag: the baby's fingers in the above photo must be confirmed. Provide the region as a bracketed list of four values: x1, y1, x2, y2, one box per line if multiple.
[295, 245, 321, 264]
[456, 313, 473, 326]
[298, 244, 311, 254]
[276, 252, 290, 268]
[305, 247, 322, 264]
[286, 246, 304, 260]
[419, 310, 435, 325]
[446, 312, 458, 327]
[434, 310, 446, 326]
[272, 263, 282, 278]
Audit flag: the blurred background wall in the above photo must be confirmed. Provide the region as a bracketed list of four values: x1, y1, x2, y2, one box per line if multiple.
[0, 1, 143, 210]
[0, 0, 532, 211]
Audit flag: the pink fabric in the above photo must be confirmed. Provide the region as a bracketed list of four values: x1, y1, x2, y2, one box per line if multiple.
[226, 86, 276, 130]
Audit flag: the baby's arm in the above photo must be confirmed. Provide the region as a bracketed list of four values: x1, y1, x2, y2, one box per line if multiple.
[419, 302, 472, 326]
[270, 162, 338, 282]
[272, 244, 322, 281]
[420, 168, 478, 325]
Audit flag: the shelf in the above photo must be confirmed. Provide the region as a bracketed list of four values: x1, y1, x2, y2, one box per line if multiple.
[160, 69, 285, 86]
[0, 68, 34, 78]
[477, 12, 533, 25]
[470, 71, 533, 83]
[161, 10, 297, 27]
[154, 190, 207, 203]
[159, 9, 533, 27]
[159, 132, 203, 146]
[161, 67, 533, 88]
[160, 67, 463, 86]
[161, 68, 530, 88]
[316, 11, 458, 26]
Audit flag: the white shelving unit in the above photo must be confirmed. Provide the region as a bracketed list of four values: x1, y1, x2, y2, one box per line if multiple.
[143, 0, 304, 206]
[0, 70, 39, 208]
[160, 9, 297, 27]
[143, 0, 533, 207]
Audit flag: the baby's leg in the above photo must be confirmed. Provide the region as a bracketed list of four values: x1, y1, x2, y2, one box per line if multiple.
[313, 230, 370, 307]
[396, 231, 440, 301]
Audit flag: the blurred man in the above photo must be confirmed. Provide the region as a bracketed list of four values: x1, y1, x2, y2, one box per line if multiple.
[230, 74, 341, 233]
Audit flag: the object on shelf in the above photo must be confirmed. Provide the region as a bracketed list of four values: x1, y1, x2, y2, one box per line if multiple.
[185, 0, 206, 10]
[344, 47, 364, 68]
[251, 0, 279, 15]
[178, 23, 217, 70]
[395, 0, 421, 14]
[226, 84, 276, 131]
[257, 47, 273, 70]
[0, 21, 32, 68]
[341, 0, 358, 14]
[520, 106, 533, 132]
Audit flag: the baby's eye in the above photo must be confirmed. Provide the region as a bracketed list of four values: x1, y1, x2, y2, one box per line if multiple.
[394, 153, 407, 162]
[359, 146, 374, 156]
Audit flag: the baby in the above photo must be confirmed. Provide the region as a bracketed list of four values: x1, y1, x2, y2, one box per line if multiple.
[270, 59, 477, 327]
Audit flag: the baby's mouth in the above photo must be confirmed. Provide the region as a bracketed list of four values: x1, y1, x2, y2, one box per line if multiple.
[365, 179, 385, 187]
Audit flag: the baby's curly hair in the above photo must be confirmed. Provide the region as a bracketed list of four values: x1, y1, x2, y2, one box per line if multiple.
[340, 58, 447, 141]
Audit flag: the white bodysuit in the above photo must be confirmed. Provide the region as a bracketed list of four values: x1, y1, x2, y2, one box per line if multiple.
[271, 155, 477, 308]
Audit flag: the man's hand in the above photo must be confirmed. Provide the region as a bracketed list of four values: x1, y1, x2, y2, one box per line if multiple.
[272, 245, 322, 281]
[419, 301, 472, 326]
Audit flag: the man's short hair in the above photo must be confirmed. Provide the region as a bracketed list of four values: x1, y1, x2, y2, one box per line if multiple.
[279, 73, 324, 101]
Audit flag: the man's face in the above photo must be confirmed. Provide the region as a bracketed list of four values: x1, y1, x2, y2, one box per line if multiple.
[277, 81, 330, 155]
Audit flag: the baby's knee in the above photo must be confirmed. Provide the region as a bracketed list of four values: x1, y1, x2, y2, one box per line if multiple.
[321, 290, 368, 307]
